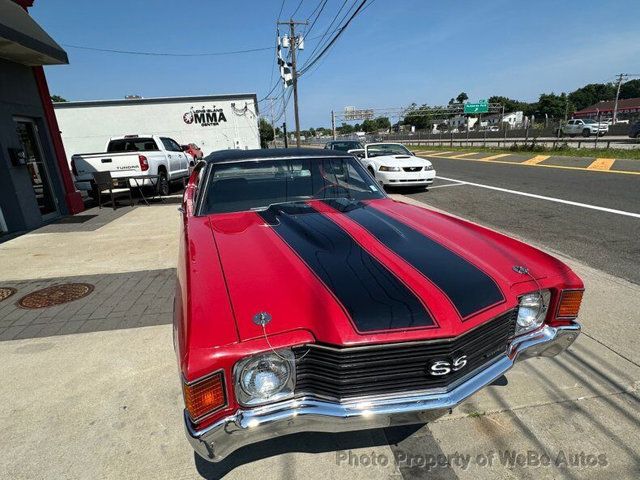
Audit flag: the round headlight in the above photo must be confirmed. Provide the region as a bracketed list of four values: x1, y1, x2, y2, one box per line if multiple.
[235, 350, 295, 406]
[516, 290, 550, 334]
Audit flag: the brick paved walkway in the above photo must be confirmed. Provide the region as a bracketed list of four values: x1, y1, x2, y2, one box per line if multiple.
[0, 268, 174, 341]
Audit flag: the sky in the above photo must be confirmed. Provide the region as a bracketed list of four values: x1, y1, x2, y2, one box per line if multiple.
[33, 0, 640, 128]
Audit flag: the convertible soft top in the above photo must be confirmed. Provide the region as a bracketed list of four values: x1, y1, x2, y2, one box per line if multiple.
[204, 148, 349, 164]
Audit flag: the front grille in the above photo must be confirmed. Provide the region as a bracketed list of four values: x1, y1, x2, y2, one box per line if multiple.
[293, 309, 517, 400]
[402, 166, 423, 172]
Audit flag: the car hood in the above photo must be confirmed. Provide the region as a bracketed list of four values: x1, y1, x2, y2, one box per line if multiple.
[370, 155, 430, 167]
[207, 198, 572, 346]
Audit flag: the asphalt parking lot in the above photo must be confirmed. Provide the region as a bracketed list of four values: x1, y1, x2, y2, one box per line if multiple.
[1, 167, 639, 479]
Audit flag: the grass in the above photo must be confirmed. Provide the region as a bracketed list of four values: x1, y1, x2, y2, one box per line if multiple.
[407, 143, 640, 160]
[468, 411, 486, 418]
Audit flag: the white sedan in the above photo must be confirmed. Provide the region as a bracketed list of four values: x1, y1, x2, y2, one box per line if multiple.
[350, 143, 436, 189]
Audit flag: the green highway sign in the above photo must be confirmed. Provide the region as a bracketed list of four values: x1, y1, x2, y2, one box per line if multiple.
[464, 99, 488, 114]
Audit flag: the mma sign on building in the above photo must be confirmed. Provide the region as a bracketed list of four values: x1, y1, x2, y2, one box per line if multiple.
[53, 94, 260, 165]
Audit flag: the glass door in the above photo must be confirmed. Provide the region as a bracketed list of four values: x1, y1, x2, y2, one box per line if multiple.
[14, 118, 58, 219]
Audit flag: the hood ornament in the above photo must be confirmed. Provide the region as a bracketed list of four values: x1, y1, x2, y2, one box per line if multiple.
[253, 312, 272, 326]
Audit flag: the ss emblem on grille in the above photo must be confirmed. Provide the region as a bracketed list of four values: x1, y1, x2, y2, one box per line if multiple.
[428, 355, 468, 376]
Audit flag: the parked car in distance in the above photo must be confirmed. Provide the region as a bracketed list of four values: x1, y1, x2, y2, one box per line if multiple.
[181, 143, 204, 163]
[351, 142, 435, 189]
[561, 118, 608, 137]
[176, 148, 584, 463]
[71, 135, 191, 196]
[628, 121, 640, 139]
[324, 140, 364, 151]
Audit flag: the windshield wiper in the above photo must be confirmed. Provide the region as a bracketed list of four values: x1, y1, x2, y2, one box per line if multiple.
[250, 198, 311, 212]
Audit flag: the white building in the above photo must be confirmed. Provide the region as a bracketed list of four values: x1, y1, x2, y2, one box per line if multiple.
[485, 111, 524, 129]
[54, 94, 260, 164]
[448, 115, 479, 130]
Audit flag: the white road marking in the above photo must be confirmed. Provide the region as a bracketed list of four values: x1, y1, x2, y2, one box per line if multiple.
[436, 175, 640, 219]
[428, 182, 467, 189]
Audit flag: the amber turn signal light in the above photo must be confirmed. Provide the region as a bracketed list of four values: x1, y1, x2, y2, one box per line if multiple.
[556, 290, 583, 319]
[183, 371, 226, 421]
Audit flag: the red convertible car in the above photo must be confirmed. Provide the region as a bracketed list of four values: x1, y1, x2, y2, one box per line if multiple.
[174, 148, 583, 462]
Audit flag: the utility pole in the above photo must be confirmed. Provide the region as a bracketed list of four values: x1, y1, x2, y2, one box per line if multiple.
[278, 19, 307, 148]
[612, 73, 627, 125]
[266, 97, 277, 147]
[331, 110, 336, 140]
[282, 122, 288, 148]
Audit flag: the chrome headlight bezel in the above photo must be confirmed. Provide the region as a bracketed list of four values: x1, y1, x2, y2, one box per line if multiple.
[515, 289, 551, 335]
[379, 165, 402, 172]
[233, 349, 295, 407]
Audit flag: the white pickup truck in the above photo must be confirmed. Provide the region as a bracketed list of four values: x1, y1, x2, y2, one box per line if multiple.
[71, 135, 192, 196]
[560, 119, 608, 137]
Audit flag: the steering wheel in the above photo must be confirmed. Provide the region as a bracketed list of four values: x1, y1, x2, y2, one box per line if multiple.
[313, 183, 350, 198]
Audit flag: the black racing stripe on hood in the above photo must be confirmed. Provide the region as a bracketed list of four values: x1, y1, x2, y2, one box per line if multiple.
[322, 199, 504, 318]
[258, 204, 434, 332]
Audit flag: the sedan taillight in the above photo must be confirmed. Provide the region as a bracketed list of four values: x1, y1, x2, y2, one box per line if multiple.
[138, 155, 149, 171]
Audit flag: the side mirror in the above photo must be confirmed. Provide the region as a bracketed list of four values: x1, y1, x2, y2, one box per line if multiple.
[411, 151, 417, 156]
[181, 145, 189, 152]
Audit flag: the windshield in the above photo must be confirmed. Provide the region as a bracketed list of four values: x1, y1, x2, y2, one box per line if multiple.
[201, 156, 384, 214]
[330, 141, 364, 151]
[582, 119, 598, 124]
[366, 144, 412, 157]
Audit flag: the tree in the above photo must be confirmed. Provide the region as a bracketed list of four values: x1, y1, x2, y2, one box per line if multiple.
[258, 118, 274, 148]
[620, 79, 640, 99]
[403, 103, 433, 130]
[568, 83, 615, 111]
[337, 123, 354, 135]
[374, 116, 391, 131]
[51, 95, 67, 103]
[456, 92, 469, 104]
[448, 98, 455, 105]
[535, 92, 573, 120]
[308, 127, 316, 138]
[488, 95, 531, 114]
[361, 119, 377, 133]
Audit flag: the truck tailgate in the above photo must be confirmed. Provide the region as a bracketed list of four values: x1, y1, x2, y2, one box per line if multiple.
[73, 152, 143, 182]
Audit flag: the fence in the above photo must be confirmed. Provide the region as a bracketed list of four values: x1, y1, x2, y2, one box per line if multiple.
[285, 122, 638, 151]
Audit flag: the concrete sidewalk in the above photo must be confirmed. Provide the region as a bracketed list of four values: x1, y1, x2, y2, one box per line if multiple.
[0, 199, 639, 479]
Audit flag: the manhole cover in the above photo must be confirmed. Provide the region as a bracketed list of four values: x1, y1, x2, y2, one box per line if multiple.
[0, 287, 16, 302]
[18, 283, 94, 309]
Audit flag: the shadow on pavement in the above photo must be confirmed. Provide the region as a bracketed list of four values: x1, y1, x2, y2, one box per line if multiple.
[194, 425, 422, 479]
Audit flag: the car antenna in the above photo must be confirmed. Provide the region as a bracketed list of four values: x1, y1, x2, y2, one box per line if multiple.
[253, 312, 310, 361]
[512, 265, 546, 314]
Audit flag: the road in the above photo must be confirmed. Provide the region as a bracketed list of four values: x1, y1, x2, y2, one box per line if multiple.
[1, 175, 639, 479]
[404, 155, 640, 284]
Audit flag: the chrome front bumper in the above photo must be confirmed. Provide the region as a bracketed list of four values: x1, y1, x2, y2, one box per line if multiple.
[185, 322, 580, 462]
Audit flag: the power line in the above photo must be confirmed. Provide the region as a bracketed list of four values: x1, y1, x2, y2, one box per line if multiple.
[290, 0, 305, 17]
[301, 0, 350, 65]
[299, 0, 370, 75]
[277, 0, 287, 19]
[303, 0, 328, 37]
[61, 43, 274, 57]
